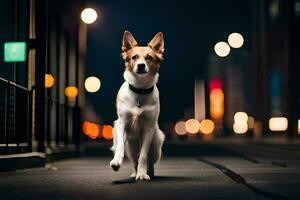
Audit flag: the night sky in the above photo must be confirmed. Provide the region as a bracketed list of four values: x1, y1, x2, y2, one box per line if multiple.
[85, 0, 252, 125]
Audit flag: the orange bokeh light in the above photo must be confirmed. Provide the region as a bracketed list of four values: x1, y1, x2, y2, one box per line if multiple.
[82, 121, 99, 140]
[199, 119, 215, 134]
[45, 74, 55, 88]
[103, 125, 113, 140]
[209, 88, 224, 120]
[65, 86, 78, 100]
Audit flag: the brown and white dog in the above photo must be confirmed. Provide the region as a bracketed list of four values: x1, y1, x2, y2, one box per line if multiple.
[110, 31, 165, 180]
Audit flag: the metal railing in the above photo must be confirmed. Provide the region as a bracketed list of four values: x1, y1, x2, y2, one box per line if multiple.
[45, 97, 81, 150]
[0, 77, 32, 154]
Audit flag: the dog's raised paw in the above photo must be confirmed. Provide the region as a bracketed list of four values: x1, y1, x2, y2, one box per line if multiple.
[135, 173, 150, 181]
[110, 159, 121, 171]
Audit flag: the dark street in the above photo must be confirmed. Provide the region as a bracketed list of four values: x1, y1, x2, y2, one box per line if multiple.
[1, 141, 300, 200]
[1, 0, 300, 199]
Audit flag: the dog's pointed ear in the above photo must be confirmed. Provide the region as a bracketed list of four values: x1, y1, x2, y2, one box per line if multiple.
[122, 31, 138, 52]
[148, 32, 164, 54]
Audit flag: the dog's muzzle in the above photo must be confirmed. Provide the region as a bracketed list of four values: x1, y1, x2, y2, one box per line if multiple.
[136, 63, 147, 74]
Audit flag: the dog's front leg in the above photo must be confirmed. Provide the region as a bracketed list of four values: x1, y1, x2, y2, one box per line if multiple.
[110, 120, 125, 171]
[136, 129, 154, 180]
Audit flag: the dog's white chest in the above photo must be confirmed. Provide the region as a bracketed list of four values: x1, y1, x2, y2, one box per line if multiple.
[116, 82, 159, 129]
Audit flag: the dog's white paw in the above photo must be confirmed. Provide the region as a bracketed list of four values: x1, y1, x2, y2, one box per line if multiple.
[135, 173, 150, 181]
[130, 172, 137, 178]
[110, 158, 122, 171]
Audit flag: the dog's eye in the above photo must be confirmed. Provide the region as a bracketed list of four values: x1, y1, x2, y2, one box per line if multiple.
[131, 55, 138, 60]
[146, 55, 154, 61]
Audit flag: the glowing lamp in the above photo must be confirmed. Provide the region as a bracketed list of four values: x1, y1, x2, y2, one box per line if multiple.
[233, 122, 248, 134]
[85, 76, 101, 93]
[45, 74, 55, 88]
[210, 88, 224, 104]
[199, 119, 214, 134]
[233, 112, 248, 134]
[209, 88, 224, 120]
[65, 86, 78, 100]
[298, 119, 300, 134]
[209, 78, 222, 92]
[82, 121, 99, 140]
[214, 41, 230, 57]
[234, 112, 248, 123]
[81, 8, 97, 24]
[228, 32, 244, 48]
[175, 121, 187, 135]
[185, 119, 200, 134]
[4, 42, 27, 62]
[103, 125, 113, 140]
[269, 117, 288, 131]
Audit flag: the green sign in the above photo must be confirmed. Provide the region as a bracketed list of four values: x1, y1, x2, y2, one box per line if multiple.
[4, 42, 27, 62]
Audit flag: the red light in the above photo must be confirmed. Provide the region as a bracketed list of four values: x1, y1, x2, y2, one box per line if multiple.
[209, 78, 222, 92]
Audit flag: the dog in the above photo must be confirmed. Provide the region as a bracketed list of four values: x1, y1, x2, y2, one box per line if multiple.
[110, 31, 165, 180]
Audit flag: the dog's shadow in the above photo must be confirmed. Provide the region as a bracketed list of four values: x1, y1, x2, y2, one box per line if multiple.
[111, 176, 194, 185]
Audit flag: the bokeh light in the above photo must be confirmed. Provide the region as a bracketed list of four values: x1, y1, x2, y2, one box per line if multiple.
[233, 112, 249, 134]
[185, 119, 200, 134]
[199, 119, 214, 134]
[234, 112, 248, 123]
[298, 119, 300, 134]
[233, 122, 248, 134]
[248, 116, 255, 129]
[82, 121, 99, 140]
[210, 88, 224, 120]
[103, 125, 113, 140]
[85, 76, 101, 93]
[45, 74, 54, 88]
[81, 8, 97, 24]
[175, 121, 187, 135]
[65, 86, 78, 101]
[209, 78, 222, 92]
[214, 41, 230, 57]
[228, 32, 244, 48]
[269, 117, 288, 131]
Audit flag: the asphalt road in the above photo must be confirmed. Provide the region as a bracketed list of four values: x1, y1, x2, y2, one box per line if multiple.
[1, 141, 300, 200]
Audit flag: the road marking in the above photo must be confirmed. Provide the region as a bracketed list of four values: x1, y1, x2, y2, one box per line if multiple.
[198, 157, 291, 200]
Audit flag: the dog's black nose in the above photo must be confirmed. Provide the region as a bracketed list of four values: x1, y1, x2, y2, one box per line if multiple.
[137, 63, 145, 71]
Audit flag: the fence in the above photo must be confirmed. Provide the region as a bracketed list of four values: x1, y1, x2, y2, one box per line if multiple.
[0, 77, 32, 154]
[45, 97, 81, 150]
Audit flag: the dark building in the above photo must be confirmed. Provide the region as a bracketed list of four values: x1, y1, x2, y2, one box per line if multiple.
[0, 0, 87, 155]
[252, 0, 300, 137]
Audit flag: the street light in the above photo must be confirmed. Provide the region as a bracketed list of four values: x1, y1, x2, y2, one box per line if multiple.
[228, 32, 244, 48]
[81, 8, 97, 24]
[85, 76, 101, 93]
[214, 41, 230, 57]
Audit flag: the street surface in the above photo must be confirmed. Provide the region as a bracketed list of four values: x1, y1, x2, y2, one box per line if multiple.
[1, 140, 300, 200]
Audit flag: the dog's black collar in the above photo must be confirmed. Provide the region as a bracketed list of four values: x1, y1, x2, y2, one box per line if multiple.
[129, 84, 154, 95]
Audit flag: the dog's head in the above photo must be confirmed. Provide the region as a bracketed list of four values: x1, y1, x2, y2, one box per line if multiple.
[121, 31, 164, 80]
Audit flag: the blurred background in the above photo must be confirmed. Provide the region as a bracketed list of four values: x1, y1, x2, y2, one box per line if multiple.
[0, 0, 299, 156]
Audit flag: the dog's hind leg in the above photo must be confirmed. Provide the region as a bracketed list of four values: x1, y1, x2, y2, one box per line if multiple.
[125, 139, 139, 178]
[148, 128, 165, 177]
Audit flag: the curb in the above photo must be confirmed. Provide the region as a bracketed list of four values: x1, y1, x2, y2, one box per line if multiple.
[0, 152, 46, 172]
